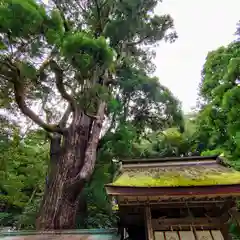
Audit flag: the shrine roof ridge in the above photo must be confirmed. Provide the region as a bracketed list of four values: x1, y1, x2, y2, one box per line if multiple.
[106, 155, 239, 188]
[120, 155, 221, 165]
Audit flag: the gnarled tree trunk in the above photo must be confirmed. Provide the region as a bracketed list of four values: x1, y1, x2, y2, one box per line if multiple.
[36, 103, 105, 230]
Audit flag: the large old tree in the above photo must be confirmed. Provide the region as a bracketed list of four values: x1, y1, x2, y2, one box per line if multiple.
[0, 0, 179, 229]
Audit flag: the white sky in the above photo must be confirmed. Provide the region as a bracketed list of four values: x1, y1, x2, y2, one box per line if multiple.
[154, 0, 240, 113]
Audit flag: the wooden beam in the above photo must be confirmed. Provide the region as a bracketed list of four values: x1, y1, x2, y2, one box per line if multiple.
[106, 184, 240, 197]
[118, 200, 227, 208]
[152, 217, 221, 229]
[144, 206, 154, 240]
[152, 224, 220, 231]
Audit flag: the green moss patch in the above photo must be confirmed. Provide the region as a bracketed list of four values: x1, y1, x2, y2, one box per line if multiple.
[111, 165, 240, 187]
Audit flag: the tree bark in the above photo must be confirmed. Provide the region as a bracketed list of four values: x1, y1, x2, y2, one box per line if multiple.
[36, 103, 105, 230]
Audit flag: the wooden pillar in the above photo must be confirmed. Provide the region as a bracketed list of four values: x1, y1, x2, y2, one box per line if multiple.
[220, 223, 232, 240]
[144, 206, 154, 240]
[220, 210, 233, 240]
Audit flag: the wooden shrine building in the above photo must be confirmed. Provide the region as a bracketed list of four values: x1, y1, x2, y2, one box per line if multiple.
[105, 155, 240, 240]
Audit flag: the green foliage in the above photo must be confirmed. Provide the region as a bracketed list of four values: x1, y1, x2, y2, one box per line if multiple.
[15, 196, 43, 229]
[191, 29, 240, 238]
[104, 0, 176, 46]
[196, 40, 240, 163]
[0, 0, 47, 38]
[83, 162, 117, 228]
[0, 0, 65, 54]
[230, 223, 240, 240]
[114, 63, 184, 134]
[0, 125, 48, 229]
[62, 34, 113, 70]
[131, 126, 196, 158]
[108, 98, 121, 113]
[45, 10, 65, 45]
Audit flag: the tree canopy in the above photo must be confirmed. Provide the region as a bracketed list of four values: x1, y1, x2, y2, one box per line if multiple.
[196, 40, 240, 166]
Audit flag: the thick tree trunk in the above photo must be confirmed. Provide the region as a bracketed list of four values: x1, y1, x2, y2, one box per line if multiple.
[36, 103, 105, 230]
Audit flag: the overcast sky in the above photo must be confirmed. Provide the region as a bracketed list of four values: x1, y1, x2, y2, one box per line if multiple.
[154, 0, 240, 113]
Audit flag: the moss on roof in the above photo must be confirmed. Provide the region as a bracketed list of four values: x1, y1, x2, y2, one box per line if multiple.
[111, 164, 240, 187]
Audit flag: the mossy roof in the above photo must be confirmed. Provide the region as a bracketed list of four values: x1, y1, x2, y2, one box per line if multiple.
[111, 161, 240, 187]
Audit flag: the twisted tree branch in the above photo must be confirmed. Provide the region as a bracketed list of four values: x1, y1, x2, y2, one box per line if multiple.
[49, 60, 76, 111]
[1, 57, 64, 134]
[13, 77, 63, 134]
[58, 104, 72, 128]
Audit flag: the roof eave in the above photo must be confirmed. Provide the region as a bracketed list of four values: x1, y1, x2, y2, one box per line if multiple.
[105, 184, 240, 197]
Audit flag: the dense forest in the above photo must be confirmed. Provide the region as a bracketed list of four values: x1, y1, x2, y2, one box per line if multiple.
[0, 0, 240, 232]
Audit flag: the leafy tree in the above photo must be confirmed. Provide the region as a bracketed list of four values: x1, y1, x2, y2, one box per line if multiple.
[0, 0, 179, 229]
[196, 34, 240, 166]
[0, 127, 48, 229]
[195, 25, 240, 237]
[130, 126, 196, 158]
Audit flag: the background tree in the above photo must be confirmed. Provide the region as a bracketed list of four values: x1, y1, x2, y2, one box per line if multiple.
[195, 24, 240, 167]
[0, 125, 48, 229]
[193, 23, 240, 238]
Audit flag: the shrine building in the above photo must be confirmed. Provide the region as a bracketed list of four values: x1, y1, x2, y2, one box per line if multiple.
[105, 155, 240, 240]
